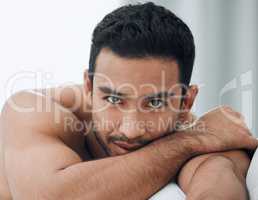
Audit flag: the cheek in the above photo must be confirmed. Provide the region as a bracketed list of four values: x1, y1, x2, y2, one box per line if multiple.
[92, 106, 121, 134]
[144, 112, 178, 139]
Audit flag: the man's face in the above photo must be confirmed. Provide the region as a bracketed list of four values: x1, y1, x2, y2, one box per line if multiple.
[85, 48, 196, 156]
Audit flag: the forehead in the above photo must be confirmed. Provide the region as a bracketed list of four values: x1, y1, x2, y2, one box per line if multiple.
[94, 48, 180, 94]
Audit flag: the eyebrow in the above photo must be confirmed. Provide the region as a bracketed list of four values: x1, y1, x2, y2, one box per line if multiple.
[98, 86, 129, 97]
[144, 91, 175, 100]
[98, 86, 175, 99]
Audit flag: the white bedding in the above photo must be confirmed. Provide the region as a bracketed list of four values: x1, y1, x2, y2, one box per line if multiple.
[150, 182, 185, 200]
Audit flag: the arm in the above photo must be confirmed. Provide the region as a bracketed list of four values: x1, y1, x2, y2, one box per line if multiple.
[1, 91, 195, 200]
[178, 150, 250, 200]
[1, 91, 257, 200]
[178, 109, 254, 200]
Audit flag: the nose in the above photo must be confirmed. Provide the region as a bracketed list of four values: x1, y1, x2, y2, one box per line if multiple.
[119, 112, 146, 141]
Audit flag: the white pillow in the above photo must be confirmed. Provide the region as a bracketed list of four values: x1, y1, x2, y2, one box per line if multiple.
[150, 182, 185, 200]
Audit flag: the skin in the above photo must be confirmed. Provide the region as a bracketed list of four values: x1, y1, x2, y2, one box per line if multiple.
[0, 48, 257, 200]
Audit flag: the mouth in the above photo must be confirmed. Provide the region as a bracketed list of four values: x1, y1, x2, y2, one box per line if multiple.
[112, 141, 142, 151]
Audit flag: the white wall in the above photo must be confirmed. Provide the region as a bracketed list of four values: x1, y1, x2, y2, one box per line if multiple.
[1, 0, 257, 136]
[0, 0, 121, 109]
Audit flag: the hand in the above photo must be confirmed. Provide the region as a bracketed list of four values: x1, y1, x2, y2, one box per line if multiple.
[182, 106, 258, 154]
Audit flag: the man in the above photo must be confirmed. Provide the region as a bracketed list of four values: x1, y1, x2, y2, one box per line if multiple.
[0, 2, 257, 200]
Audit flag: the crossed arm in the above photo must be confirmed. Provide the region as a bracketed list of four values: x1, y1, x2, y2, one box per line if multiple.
[0, 88, 255, 200]
[177, 113, 251, 200]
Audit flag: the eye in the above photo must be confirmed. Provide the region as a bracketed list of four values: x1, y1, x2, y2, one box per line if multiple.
[103, 96, 122, 105]
[147, 99, 167, 109]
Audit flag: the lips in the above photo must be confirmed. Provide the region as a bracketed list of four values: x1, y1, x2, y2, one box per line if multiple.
[113, 141, 141, 151]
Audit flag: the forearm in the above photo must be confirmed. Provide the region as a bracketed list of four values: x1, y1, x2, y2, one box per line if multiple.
[2, 92, 195, 200]
[185, 155, 248, 200]
[178, 150, 250, 200]
[48, 133, 194, 200]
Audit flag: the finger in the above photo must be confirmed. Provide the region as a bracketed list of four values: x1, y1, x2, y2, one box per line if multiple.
[219, 106, 245, 125]
[235, 113, 249, 129]
[238, 126, 253, 136]
[242, 136, 258, 150]
[238, 121, 249, 130]
[231, 110, 243, 119]
[220, 105, 243, 120]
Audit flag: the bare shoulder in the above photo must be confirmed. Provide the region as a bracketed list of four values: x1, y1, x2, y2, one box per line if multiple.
[1, 88, 90, 160]
[34, 84, 92, 120]
[0, 88, 93, 199]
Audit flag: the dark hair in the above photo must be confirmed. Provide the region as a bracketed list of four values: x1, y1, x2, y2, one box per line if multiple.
[89, 2, 195, 89]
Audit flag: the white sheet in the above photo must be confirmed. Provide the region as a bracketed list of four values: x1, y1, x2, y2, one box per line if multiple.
[150, 182, 185, 200]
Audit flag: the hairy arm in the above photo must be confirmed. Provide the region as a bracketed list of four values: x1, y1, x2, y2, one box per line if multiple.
[2, 89, 257, 200]
[1, 91, 195, 200]
[177, 111, 252, 200]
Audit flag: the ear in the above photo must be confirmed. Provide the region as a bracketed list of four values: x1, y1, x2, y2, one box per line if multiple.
[83, 69, 93, 106]
[178, 84, 198, 121]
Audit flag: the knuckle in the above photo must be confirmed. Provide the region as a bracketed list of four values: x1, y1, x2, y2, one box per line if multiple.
[218, 105, 234, 115]
[221, 105, 233, 111]
[235, 111, 243, 117]
[233, 111, 244, 120]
